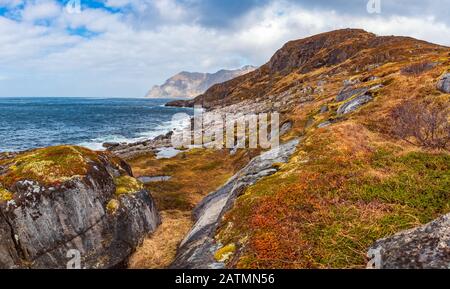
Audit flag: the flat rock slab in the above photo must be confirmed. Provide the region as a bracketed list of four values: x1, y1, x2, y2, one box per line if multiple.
[337, 94, 373, 115]
[138, 176, 172, 183]
[156, 147, 182, 159]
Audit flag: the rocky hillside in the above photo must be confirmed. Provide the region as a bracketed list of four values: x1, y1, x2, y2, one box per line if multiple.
[146, 65, 256, 99]
[167, 29, 447, 108]
[0, 146, 160, 268]
[157, 29, 449, 269]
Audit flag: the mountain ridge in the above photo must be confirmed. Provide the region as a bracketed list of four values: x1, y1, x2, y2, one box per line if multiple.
[146, 65, 256, 99]
[167, 28, 447, 108]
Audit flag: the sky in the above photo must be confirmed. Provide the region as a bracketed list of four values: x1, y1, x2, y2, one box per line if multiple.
[0, 0, 449, 98]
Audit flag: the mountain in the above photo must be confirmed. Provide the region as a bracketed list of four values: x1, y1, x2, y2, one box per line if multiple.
[167, 29, 447, 108]
[145, 65, 256, 99]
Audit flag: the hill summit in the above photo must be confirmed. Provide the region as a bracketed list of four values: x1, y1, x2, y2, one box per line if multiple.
[168, 28, 447, 108]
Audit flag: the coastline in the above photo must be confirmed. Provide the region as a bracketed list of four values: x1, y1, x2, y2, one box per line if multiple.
[0, 97, 194, 154]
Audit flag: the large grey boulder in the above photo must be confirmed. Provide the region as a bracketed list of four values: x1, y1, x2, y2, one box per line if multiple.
[367, 213, 450, 269]
[0, 146, 160, 269]
[170, 139, 299, 269]
[337, 94, 373, 115]
[437, 73, 450, 93]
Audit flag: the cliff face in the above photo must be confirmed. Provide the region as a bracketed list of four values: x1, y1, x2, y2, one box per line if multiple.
[146, 65, 256, 99]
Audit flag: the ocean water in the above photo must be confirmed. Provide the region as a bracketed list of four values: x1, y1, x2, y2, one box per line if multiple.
[0, 97, 193, 152]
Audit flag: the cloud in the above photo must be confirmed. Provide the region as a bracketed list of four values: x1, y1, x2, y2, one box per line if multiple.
[0, 0, 449, 97]
[21, 0, 61, 22]
[0, 0, 22, 7]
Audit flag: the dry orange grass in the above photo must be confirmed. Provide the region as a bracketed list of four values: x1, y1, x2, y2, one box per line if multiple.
[129, 210, 192, 269]
[127, 148, 259, 268]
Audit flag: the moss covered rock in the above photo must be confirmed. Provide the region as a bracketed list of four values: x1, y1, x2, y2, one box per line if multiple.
[0, 145, 160, 269]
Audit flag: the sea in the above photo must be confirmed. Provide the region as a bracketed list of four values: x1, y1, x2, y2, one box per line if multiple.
[0, 97, 193, 153]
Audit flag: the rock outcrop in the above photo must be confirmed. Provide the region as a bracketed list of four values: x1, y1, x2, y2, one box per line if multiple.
[0, 146, 160, 269]
[367, 213, 450, 269]
[437, 73, 450, 93]
[170, 139, 299, 269]
[107, 131, 173, 160]
[337, 93, 373, 115]
[336, 86, 368, 102]
[146, 66, 256, 99]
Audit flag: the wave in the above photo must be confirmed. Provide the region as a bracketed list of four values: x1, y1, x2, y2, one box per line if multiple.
[78, 113, 191, 151]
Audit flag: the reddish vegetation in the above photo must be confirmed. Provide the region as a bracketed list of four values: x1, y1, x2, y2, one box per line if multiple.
[152, 29, 450, 268]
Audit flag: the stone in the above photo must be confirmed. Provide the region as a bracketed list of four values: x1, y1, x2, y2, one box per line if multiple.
[336, 87, 368, 102]
[103, 142, 120, 149]
[437, 73, 450, 93]
[0, 146, 160, 269]
[343, 78, 360, 87]
[170, 139, 299, 269]
[319, 105, 329, 113]
[367, 213, 450, 269]
[318, 121, 331, 128]
[108, 133, 172, 160]
[280, 121, 293, 136]
[337, 94, 373, 115]
[138, 176, 171, 184]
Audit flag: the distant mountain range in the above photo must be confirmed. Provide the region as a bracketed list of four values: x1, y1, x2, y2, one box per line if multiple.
[145, 65, 256, 99]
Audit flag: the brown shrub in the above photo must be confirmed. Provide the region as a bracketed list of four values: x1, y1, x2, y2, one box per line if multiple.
[391, 100, 450, 149]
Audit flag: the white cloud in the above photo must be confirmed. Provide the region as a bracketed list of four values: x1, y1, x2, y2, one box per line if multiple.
[21, 0, 61, 22]
[0, 0, 22, 7]
[0, 0, 449, 97]
[152, 0, 189, 21]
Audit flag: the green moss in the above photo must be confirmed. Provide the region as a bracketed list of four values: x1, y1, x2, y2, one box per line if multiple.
[214, 243, 236, 262]
[352, 151, 450, 222]
[0, 187, 13, 201]
[114, 175, 143, 195]
[0, 145, 101, 186]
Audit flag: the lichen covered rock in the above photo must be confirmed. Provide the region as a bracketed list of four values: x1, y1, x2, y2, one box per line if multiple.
[337, 94, 373, 115]
[0, 145, 160, 269]
[437, 73, 450, 93]
[336, 87, 368, 102]
[367, 213, 450, 269]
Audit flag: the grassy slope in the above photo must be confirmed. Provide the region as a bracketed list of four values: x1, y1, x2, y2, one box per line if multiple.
[215, 52, 450, 268]
[129, 31, 450, 268]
